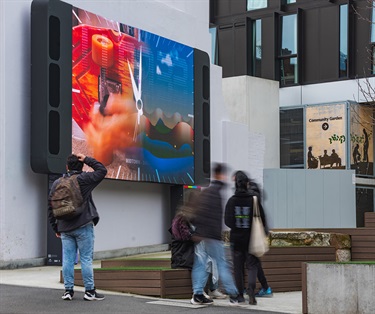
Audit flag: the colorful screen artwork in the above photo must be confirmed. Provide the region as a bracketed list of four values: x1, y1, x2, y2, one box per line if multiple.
[71, 8, 195, 184]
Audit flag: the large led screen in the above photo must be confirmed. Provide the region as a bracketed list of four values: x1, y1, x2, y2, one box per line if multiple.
[72, 8, 194, 184]
[31, 0, 210, 186]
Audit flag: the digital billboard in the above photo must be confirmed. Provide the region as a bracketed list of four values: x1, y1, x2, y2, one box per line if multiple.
[71, 7, 194, 184]
[31, 0, 210, 186]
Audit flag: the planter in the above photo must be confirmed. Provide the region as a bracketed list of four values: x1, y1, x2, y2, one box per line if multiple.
[302, 262, 375, 314]
[60, 258, 192, 299]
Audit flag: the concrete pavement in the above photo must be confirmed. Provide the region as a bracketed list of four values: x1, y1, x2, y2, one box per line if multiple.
[0, 251, 302, 314]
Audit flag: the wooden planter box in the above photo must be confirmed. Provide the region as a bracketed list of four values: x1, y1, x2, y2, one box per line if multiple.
[101, 258, 171, 269]
[74, 268, 192, 299]
[257, 246, 336, 292]
[61, 247, 337, 298]
[60, 258, 192, 299]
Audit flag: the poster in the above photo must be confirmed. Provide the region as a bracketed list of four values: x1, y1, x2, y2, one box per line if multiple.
[305, 104, 346, 169]
[350, 104, 373, 175]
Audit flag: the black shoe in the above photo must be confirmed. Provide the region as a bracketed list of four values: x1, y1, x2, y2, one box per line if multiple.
[249, 295, 257, 305]
[237, 294, 246, 304]
[229, 295, 239, 306]
[62, 290, 74, 301]
[190, 294, 213, 305]
[84, 289, 105, 301]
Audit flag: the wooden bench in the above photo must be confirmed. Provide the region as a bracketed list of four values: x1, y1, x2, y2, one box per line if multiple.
[62, 246, 336, 297]
[69, 268, 192, 298]
[365, 212, 375, 228]
[255, 246, 336, 292]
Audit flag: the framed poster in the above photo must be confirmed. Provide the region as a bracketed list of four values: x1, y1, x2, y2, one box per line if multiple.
[305, 103, 346, 169]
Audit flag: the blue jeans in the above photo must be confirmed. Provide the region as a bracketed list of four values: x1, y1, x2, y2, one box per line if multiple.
[61, 223, 95, 291]
[192, 239, 238, 296]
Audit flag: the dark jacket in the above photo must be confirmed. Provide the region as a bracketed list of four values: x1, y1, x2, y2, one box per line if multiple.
[224, 187, 267, 251]
[48, 156, 107, 233]
[169, 229, 194, 269]
[192, 180, 225, 240]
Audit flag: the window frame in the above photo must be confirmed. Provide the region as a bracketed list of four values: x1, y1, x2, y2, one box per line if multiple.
[247, 0, 267, 11]
[339, 4, 349, 78]
[278, 13, 299, 87]
[251, 19, 262, 77]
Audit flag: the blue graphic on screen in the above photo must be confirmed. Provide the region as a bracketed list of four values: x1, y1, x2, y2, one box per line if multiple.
[127, 31, 194, 184]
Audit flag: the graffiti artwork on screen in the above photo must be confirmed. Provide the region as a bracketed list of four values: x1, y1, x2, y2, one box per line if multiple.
[305, 104, 346, 170]
[350, 104, 373, 175]
[71, 8, 194, 184]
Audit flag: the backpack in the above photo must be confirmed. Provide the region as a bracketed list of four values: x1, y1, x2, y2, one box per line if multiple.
[50, 174, 84, 220]
[171, 214, 193, 241]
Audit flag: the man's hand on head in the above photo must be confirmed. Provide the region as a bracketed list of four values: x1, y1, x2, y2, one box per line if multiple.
[76, 153, 86, 162]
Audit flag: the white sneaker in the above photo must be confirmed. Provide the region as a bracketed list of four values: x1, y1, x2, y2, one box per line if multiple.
[203, 291, 211, 299]
[209, 289, 227, 299]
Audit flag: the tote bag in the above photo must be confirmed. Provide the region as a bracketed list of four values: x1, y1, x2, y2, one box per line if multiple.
[248, 196, 269, 257]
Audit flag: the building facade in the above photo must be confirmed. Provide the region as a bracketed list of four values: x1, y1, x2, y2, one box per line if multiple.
[210, 0, 375, 227]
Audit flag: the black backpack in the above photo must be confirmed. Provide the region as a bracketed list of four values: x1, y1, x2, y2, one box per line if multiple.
[50, 174, 84, 220]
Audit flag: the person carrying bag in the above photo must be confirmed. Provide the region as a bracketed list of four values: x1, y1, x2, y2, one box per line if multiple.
[248, 195, 269, 257]
[225, 171, 271, 305]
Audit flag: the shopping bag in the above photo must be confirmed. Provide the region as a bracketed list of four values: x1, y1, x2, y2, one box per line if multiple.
[248, 196, 269, 257]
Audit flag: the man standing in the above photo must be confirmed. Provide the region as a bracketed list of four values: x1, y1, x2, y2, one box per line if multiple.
[48, 153, 107, 301]
[190, 163, 239, 305]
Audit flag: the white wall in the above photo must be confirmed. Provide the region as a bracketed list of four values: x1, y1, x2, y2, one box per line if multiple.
[0, 0, 215, 266]
[279, 77, 375, 107]
[221, 76, 280, 186]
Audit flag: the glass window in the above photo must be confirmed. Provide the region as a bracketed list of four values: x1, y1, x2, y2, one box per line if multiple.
[340, 5, 348, 78]
[247, 0, 267, 11]
[281, 57, 298, 85]
[209, 27, 218, 65]
[286, 0, 296, 3]
[279, 14, 298, 86]
[252, 19, 262, 77]
[281, 15, 297, 55]
[280, 108, 304, 168]
[371, 4, 375, 43]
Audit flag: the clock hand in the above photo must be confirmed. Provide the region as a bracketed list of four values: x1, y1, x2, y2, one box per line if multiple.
[138, 46, 142, 100]
[127, 60, 139, 101]
[127, 46, 143, 125]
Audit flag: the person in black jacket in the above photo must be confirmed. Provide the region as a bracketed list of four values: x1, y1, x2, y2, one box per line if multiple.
[190, 163, 239, 306]
[169, 190, 199, 270]
[48, 153, 107, 301]
[225, 170, 269, 305]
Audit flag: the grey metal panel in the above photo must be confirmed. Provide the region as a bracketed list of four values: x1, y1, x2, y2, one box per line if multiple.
[323, 171, 341, 227]
[305, 170, 324, 228]
[276, 169, 288, 228]
[264, 169, 287, 229]
[264, 169, 356, 228]
[338, 171, 356, 227]
[288, 170, 306, 227]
